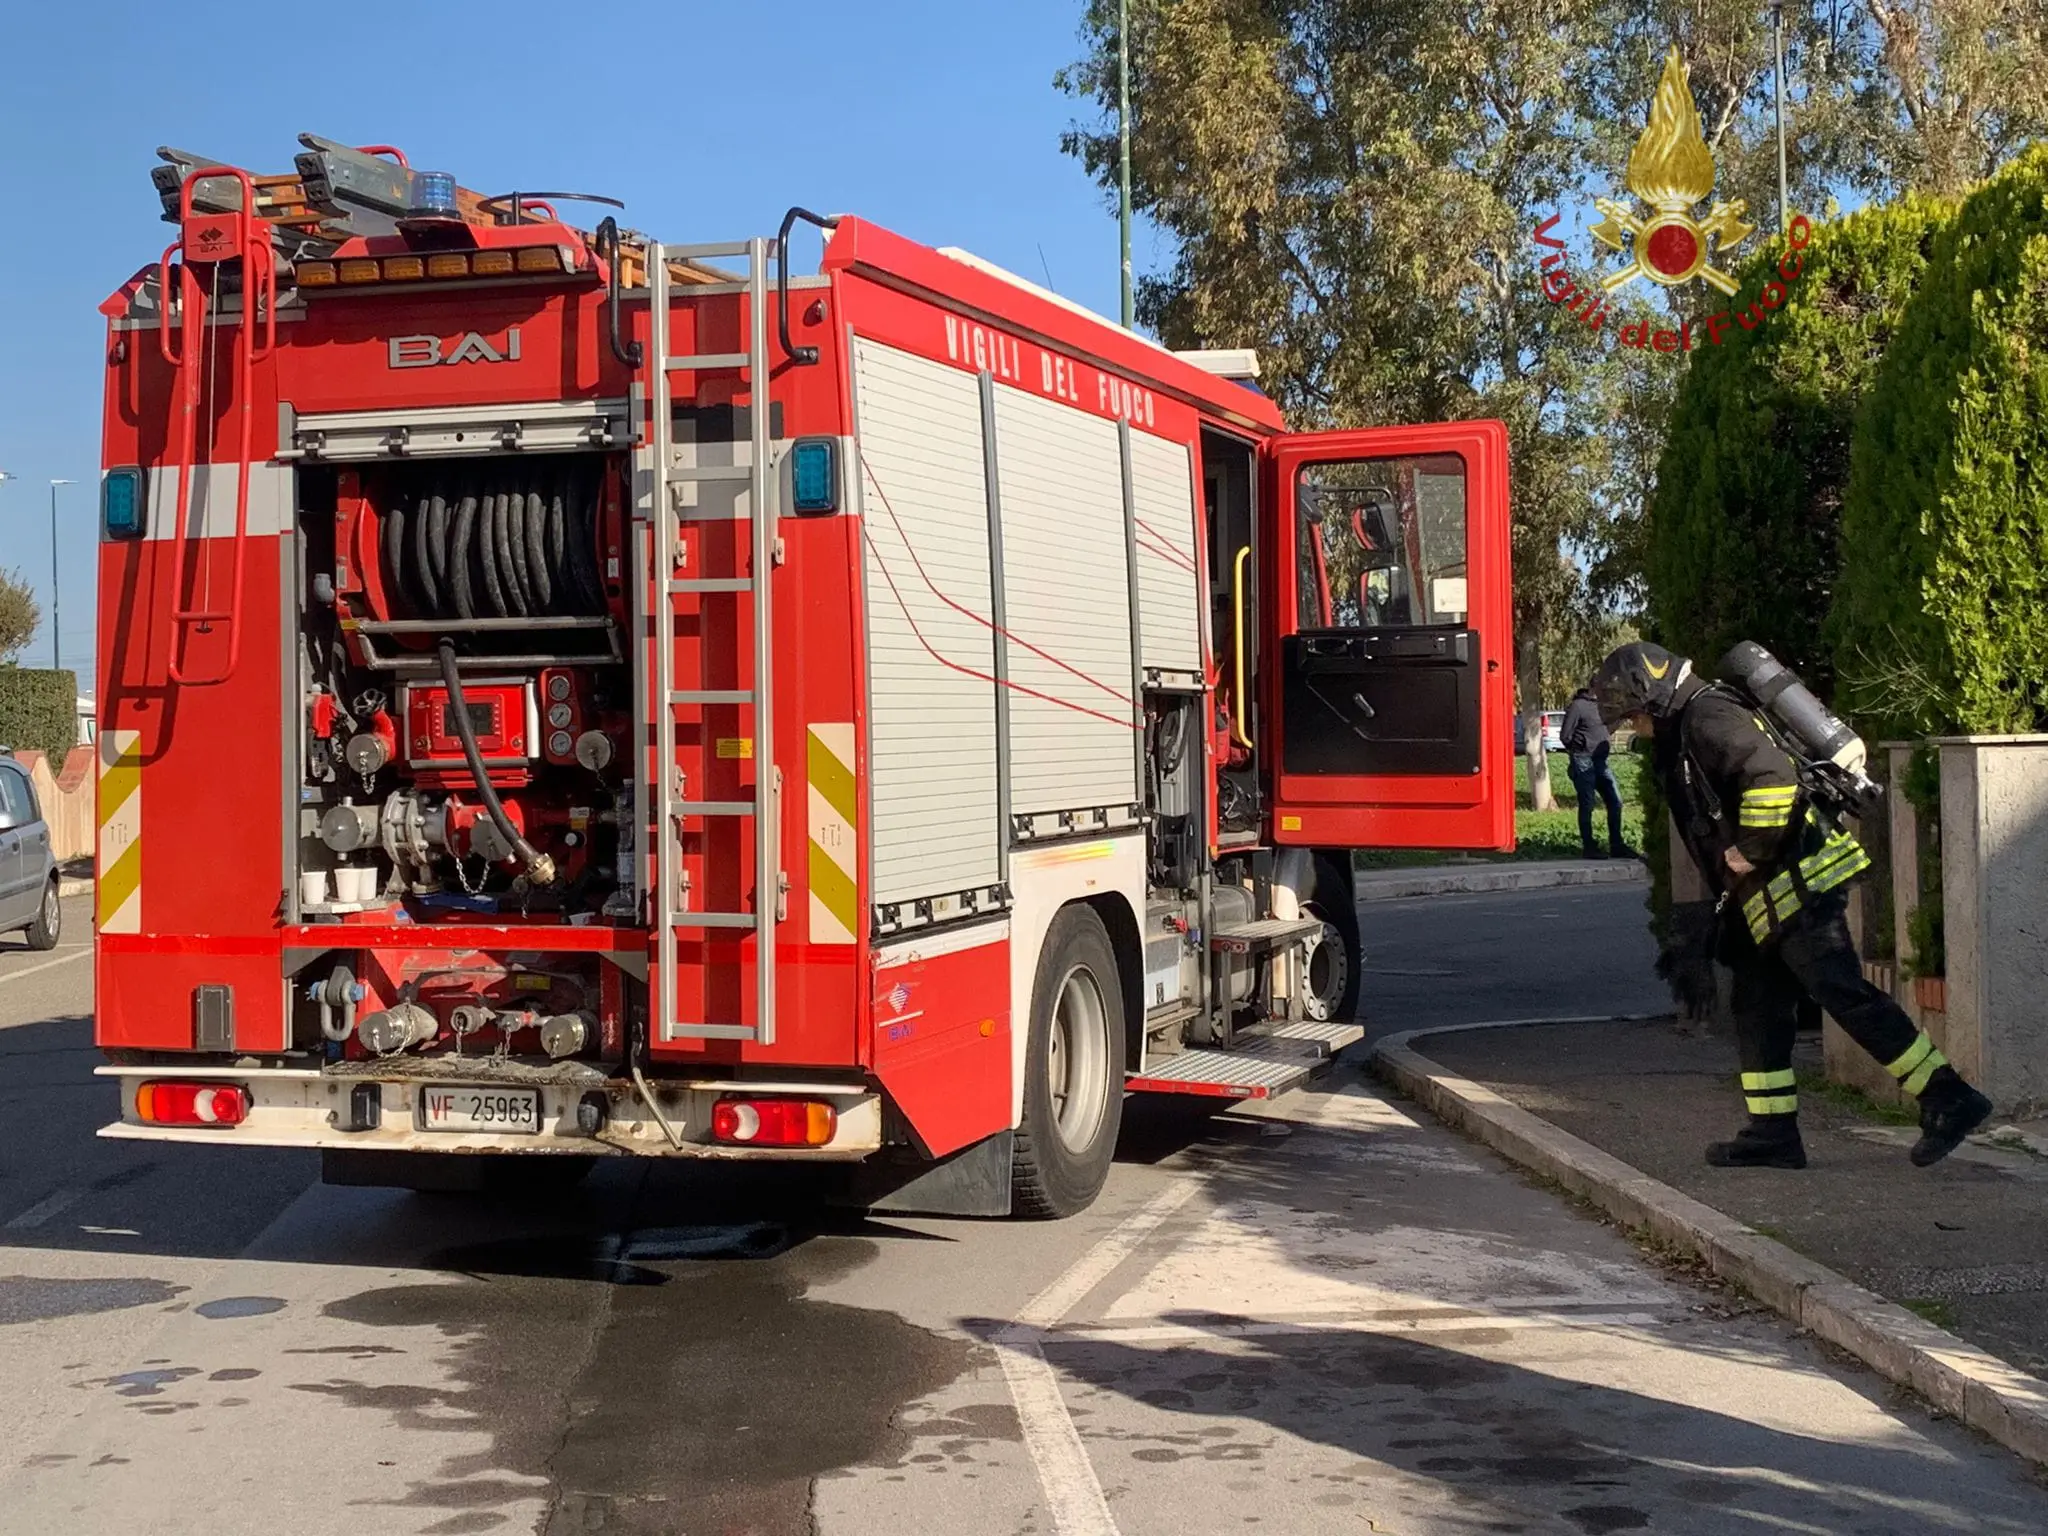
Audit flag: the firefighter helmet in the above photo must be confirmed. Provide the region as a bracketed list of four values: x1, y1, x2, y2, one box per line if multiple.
[1592, 641, 1691, 726]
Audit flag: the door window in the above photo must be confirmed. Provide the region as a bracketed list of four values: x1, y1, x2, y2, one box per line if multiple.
[1296, 455, 1468, 630]
[0, 766, 35, 827]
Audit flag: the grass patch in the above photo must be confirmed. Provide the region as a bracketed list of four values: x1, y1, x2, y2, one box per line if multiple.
[1795, 1067, 1920, 1126]
[1355, 752, 1648, 868]
[1903, 1297, 1958, 1329]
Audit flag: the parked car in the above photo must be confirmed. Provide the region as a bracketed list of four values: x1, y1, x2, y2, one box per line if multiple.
[1541, 710, 1566, 752]
[0, 750, 61, 950]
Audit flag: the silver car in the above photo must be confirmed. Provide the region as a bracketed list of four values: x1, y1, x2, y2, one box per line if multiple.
[0, 751, 60, 950]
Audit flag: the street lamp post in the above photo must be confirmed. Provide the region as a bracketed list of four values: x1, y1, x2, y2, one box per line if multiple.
[1117, 0, 1134, 328]
[1772, 0, 1790, 232]
[50, 479, 73, 672]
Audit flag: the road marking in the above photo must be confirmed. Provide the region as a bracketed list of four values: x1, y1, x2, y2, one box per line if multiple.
[4, 1187, 84, 1230]
[0, 947, 91, 986]
[995, 1180, 1202, 1536]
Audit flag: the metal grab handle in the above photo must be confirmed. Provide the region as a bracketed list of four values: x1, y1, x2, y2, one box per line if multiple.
[594, 217, 643, 369]
[1231, 545, 1253, 748]
[165, 165, 274, 686]
[776, 206, 840, 365]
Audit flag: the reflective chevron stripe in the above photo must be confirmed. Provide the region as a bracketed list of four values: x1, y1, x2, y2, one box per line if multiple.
[98, 729, 142, 934]
[806, 723, 858, 945]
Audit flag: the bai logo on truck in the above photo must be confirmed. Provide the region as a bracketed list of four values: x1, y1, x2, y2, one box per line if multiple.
[388, 328, 522, 369]
[1530, 46, 1815, 353]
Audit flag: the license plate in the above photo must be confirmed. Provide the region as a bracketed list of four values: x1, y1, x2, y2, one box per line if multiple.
[419, 1086, 542, 1134]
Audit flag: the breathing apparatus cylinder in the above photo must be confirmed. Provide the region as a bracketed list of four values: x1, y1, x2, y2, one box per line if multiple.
[1716, 641, 1882, 813]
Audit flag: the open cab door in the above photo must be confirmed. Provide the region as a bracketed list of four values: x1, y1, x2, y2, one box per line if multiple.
[1262, 421, 1515, 851]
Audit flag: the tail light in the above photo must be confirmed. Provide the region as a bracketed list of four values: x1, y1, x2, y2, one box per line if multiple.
[135, 1081, 250, 1127]
[710, 1098, 836, 1148]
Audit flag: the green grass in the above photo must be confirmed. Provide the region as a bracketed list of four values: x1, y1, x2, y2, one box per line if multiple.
[1903, 1297, 1957, 1329]
[1355, 751, 1648, 868]
[1795, 1067, 1920, 1126]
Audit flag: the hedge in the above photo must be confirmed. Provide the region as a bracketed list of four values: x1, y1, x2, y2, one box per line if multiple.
[1832, 144, 2048, 737]
[0, 668, 78, 762]
[1646, 194, 1955, 688]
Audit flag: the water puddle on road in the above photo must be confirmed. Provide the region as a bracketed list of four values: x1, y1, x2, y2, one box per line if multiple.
[315, 1221, 974, 1536]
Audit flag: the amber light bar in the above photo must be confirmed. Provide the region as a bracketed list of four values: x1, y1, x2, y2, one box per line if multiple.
[294, 244, 573, 289]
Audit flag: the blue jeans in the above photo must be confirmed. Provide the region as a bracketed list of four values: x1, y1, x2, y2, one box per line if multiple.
[1568, 749, 1624, 853]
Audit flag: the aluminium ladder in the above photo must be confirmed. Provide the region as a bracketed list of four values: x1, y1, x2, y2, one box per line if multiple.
[646, 238, 778, 1044]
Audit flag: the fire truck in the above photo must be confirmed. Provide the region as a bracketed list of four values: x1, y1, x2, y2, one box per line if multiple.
[92, 137, 1514, 1216]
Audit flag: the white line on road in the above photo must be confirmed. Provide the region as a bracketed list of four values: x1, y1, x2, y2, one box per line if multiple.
[4, 1187, 84, 1231]
[0, 948, 91, 987]
[995, 1180, 1203, 1536]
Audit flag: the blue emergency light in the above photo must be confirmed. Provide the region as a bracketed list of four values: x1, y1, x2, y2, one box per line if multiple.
[102, 467, 145, 540]
[790, 437, 838, 514]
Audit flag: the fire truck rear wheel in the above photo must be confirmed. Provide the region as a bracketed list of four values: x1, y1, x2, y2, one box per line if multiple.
[1012, 904, 1126, 1219]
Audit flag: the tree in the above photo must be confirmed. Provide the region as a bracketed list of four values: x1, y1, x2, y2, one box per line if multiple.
[1058, 0, 1704, 808]
[1645, 194, 1955, 688]
[1831, 144, 2048, 737]
[0, 570, 38, 663]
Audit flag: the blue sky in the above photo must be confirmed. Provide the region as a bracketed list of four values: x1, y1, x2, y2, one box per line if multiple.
[0, 1, 1141, 681]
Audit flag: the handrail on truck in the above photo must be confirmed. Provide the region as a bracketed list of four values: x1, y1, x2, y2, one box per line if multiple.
[156, 166, 276, 687]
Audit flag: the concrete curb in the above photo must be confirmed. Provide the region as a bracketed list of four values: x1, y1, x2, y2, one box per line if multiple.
[57, 877, 91, 900]
[1371, 1019, 2048, 1469]
[1353, 860, 1647, 902]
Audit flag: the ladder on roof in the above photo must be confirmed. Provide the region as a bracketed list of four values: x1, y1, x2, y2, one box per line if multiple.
[647, 238, 780, 1044]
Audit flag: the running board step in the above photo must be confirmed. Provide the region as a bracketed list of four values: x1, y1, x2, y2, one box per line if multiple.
[1209, 915, 1324, 955]
[1126, 1020, 1363, 1099]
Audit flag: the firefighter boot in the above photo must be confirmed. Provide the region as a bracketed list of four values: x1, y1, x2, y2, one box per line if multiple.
[1706, 1118, 1807, 1169]
[1909, 1067, 1993, 1168]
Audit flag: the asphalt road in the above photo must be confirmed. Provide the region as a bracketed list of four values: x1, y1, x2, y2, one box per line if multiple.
[3, 887, 2045, 1536]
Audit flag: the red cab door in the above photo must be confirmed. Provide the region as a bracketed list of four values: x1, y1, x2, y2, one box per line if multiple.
[1262, 421, 1515, 851]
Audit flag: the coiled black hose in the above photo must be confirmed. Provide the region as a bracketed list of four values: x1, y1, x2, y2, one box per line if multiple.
[381, 465, 606, 623]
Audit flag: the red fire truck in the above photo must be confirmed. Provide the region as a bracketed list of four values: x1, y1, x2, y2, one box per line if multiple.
[92, 137, 1514, 1215]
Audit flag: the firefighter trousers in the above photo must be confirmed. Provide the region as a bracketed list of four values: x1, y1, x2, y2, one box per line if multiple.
[1726, 894, 1946, 1123]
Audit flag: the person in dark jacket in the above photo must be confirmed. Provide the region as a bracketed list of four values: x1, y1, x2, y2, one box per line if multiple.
[1592, 640, 1993, 1170]
[1561, 685, 1628, 859]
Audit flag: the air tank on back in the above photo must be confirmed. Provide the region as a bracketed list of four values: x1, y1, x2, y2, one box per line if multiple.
[1717, 642, 1881, 812]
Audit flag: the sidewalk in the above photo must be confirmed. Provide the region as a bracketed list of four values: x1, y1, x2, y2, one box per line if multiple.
[1413, 1016, 2048, 1384]
[1353, 856, 1646, 902]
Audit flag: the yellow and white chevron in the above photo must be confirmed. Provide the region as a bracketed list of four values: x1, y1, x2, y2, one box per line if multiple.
[98, 728, 142, 934]
[806, 723, 858, 945]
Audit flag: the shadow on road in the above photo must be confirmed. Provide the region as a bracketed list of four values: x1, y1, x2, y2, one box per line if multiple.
[995, 1312, 2045, 1536]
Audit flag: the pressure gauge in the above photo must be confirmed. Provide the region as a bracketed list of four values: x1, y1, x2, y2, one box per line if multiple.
[548, 702, 574, 729]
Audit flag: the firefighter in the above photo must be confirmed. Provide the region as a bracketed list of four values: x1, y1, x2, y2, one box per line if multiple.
[1592, 641, 1993, 1169]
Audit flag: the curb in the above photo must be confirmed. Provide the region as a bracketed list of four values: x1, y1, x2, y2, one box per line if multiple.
[1353, 860, 1647, 902]
[1371, 1019, 2048, 1469]
[57, 877, 92, 900]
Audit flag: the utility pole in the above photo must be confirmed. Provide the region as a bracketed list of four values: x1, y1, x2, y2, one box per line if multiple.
[50, 479, 73, 672]
[1773, 0, 1790, 231]
[1118, 0, 1134, 327]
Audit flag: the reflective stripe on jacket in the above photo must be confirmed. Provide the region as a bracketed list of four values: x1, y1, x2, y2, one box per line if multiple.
[1741, 816, 1873, 942]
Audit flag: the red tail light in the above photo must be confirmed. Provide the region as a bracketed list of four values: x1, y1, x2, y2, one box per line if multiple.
[710, 1098, 836, 1148]
[135, 1081, 250, 1127]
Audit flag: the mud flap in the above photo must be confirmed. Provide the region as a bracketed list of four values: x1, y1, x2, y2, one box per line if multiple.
[837, 1131, 1015, 1217]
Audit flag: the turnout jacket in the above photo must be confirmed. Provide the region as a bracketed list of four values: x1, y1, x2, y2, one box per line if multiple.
[1653, 681, 1871, 944]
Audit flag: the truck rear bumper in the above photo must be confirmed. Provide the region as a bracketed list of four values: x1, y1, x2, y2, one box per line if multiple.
[93, 1064, 883, 1160]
